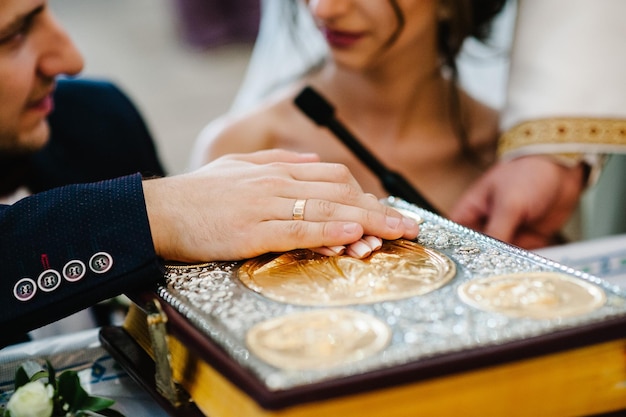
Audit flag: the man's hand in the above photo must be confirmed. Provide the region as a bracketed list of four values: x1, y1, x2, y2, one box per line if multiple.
[144, 149, 419, 262]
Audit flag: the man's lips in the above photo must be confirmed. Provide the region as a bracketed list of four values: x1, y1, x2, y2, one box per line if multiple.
[27, 91, 54, 114]
[321, 27, 365, 48]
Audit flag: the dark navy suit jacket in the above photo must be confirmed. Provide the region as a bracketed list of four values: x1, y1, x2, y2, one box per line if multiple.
[1, 79, 167, 346]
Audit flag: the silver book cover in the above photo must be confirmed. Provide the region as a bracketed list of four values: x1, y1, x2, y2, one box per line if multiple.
[158, 197, 626, 391]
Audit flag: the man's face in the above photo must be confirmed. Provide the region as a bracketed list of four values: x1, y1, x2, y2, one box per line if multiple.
[0, 0, 83, 155]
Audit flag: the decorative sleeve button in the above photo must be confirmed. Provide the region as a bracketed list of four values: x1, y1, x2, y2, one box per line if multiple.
[13, 278, 37, 302]
[89, 252, 113, 274]
[63, 260, 86, 282]
[37, 269, 61, 292]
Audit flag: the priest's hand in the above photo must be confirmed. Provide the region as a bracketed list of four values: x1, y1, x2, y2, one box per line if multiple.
[449, 155, 586, 249]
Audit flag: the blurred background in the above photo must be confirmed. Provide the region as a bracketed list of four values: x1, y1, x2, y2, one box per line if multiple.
[50, 0, 259, 175]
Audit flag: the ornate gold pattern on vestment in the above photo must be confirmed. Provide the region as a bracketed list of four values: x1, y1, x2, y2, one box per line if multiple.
[498, 118, 626, 157]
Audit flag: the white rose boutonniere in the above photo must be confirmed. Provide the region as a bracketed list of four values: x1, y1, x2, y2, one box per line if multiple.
[2, 360, 124, 417]
[6, 381, 53, 417]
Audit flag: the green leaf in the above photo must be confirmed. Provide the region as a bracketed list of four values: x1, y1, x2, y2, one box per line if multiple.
[90, 408, 126, 417]
[13, 366, 29, 390]
[28, 370, 49, 384]
[58, 370, 89, 410]
[81, 396, 115, 411]
[74, 409, 126, 417]
[14, 360, 45, 388]
[45, 360, 56, 389]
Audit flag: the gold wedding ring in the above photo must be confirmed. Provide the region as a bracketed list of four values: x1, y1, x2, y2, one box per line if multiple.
[292, 199, 307, 221]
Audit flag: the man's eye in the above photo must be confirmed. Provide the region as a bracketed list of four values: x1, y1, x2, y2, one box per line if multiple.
[0, 15, 36, 46]
[0, 31, 25, 46]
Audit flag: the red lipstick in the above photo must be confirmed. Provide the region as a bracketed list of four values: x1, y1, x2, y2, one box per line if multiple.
[321, 28, 364, 48]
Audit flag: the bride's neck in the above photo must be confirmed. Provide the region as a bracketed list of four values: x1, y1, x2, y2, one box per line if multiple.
[314, 61, 450, 127]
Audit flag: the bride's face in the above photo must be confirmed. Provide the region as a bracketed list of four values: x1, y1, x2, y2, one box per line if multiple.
[304, 0, 439, 71]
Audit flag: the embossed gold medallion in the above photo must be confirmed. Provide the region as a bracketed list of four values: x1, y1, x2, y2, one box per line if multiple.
[457, 272, 606, 319]
[246, 309, 390, 370]
[238, 239, 456, 306]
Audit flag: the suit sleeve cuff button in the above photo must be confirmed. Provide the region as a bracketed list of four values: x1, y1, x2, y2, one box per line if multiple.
[89, 252, 113, 274]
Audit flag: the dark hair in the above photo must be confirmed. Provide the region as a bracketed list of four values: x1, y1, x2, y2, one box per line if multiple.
[439, 0, 508, 66]
[437, 0, 508, 164]
[287, 0, 508, 164]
